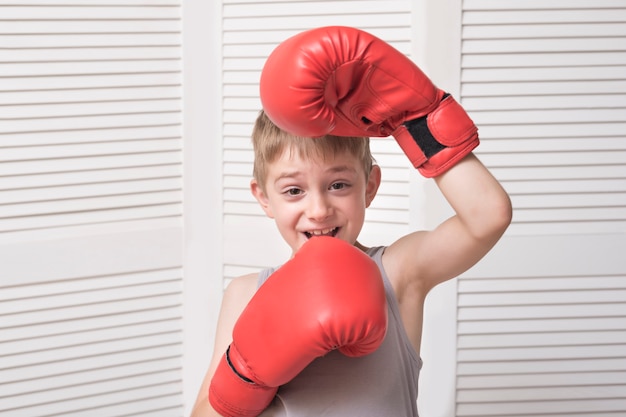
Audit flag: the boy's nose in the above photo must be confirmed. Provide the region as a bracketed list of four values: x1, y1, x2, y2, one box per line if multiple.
[306, 193, 332, 221]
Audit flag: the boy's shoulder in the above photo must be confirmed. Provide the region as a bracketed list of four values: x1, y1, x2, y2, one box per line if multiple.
[223, 272, 259, 307]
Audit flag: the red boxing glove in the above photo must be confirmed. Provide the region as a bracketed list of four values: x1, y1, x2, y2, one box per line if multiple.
[208, 237, 388, 417]
[260, 26, 479, 177]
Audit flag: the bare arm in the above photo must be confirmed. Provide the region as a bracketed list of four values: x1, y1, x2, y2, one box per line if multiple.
[190, 274, 259, 417]
[386, 153, 512, 301]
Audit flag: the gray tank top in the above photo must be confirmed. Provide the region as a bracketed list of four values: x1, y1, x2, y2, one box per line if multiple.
[257, 246, 421, 417]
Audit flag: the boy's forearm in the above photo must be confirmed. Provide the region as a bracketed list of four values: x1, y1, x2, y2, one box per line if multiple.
[191, 399, 222, 417]
[191, 378, 223, 417]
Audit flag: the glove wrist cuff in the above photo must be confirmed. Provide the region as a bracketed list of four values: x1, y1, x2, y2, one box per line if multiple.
[209, 349, 277, 417]
[394, 94, 479, 178]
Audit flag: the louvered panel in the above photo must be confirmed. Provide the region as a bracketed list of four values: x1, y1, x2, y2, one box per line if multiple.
[223, 15, 411, 33]
[0, 281, 182, 323]
[0, 204, 181, 233]
[458, 316, 626, 334]
[0, 86, 181, 107]
[2, 152, 181, 177]
[2, 356, 182, 399]
[463, 8, 626, 25]
[459, 384, 626, 402]
[0, 303, 183, 413]
[0, 34, 180, 49]
[464, 65, 626, 82]
[0, 0, 184, 230]
[464, 52, 626, 68]
[457, 232, 626, 416]
[1, 178, 181, 205]
[464, 23, 626, 39]
[0, 46, 180, 62]
[3, 99, 180, 119]
[223, 30, 411, 54]
[4, 387, 182, 417]
[1, 318, 182, 357]
[457, 399, 626, 417]
[459, 329, 626, 349]
[1, 0, 179, 5]
[461, 2, 626, 237]
[3, 60, 180, 78]
[223, 161, 251, 178]
[223, 0, 410, 17]
[459, 357, 626, 376]
[459, 288, 626, 307]
[0, 2, 184, 415]
[2, 20, 180, 33]
[1, 73, 181, 91]
[460, 301, 625, 321]
[2, 330, 182, 379]
[480, 137, 626, 154]
[487, 165, 626, 182]
[463, 37, 626, 54]
[223, 174, 251, 190]
[459, 274, 625, 293]
[1, 5, 178, 18]
[7, 294, 178, 329]
[476, 148, 626, 168]
[5, 370, 182, 413]
[0, 125, 181, 147]
[1, 306, 182, 343]
[2, 112, 181, 133]
[461, 10, 626, 416]
[0, 227, 184, 416]
[464, 81, 626, 97]
[459, 371, 626, 389]
[2, 139, 181, 161]
[463, 0, 624, 9]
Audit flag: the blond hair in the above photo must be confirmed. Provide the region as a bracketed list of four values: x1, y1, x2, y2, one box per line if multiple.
[252, 110, 374, 190]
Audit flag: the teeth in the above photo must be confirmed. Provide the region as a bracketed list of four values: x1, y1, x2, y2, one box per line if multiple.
[306, 227, 337, 237]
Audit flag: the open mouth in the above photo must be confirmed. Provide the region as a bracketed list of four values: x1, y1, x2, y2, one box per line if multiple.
[304, 227, 338, 239]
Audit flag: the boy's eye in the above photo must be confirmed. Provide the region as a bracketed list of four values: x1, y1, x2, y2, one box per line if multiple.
[286, 188, 302, 196]
[330, 182, 347, 190]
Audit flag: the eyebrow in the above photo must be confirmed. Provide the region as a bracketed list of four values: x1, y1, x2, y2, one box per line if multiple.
[326, 165, 358, 175]
[274, 164, 358, 183]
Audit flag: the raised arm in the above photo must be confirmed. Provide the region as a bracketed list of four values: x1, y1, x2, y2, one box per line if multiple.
[259, 25, 512, 294]
[386, 153, 512, 296]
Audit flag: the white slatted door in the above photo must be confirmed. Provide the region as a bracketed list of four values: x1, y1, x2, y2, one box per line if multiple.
[221, 0, 415, 285]
[458, 234, 626, 417]
[457, 1, 626, 415]
[0, 2, 184, 416]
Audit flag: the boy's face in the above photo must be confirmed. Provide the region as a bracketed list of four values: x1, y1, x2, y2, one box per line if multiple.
[251, 146, 380, 255]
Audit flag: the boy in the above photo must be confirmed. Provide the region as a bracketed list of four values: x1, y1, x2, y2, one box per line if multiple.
[192, 26, 512, 416]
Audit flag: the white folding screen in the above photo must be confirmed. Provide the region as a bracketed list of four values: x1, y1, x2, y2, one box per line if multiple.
[0, 1, 185, 416]
[457, 1, 626, 415]
[462, 0, 626, 236]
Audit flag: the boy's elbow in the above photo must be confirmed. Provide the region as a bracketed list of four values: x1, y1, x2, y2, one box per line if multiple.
[468, 191, 512, 244]
[487, 192, 513, 239]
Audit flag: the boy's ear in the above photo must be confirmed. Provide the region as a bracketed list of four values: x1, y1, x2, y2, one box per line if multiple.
[250, 179, 274, 218]
[365, 165, 382, 208]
